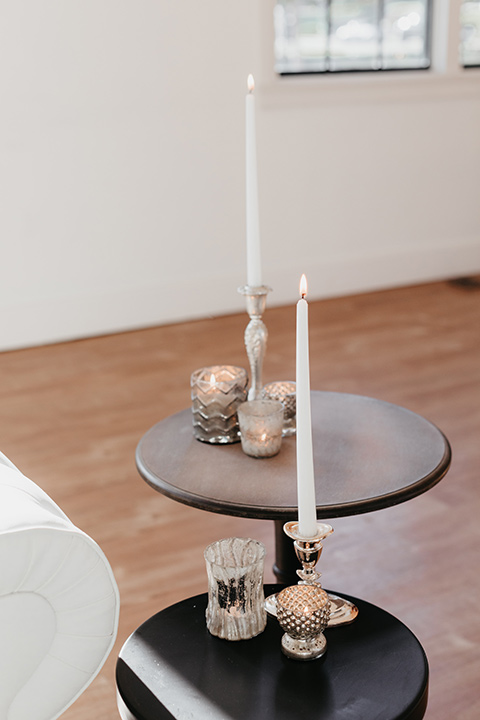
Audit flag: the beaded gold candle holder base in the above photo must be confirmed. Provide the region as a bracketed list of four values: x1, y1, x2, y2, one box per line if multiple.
[276, 583, 330, 660]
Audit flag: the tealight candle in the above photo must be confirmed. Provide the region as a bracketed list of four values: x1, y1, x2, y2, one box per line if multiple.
[237, 400, 284, 458]
[191, 366, 248, 444]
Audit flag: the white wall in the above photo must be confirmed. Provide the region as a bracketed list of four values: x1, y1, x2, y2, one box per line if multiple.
[1, 0, 479, 351]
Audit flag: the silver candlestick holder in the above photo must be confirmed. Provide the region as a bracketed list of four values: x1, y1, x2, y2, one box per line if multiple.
[238, 284, 272, 400]
[275, 522, 333, 660]
[274, 521, 359, 660]
[283, 520, 333, 584]
[266, 521, 359, 629]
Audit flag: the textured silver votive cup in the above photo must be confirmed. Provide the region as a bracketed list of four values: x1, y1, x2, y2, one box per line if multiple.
[237, 400, 284, 458]
[276, 584, 330, 660]
[262, 381, 296, 436]
[191, 366, 248, 444]
[204, 537, 267, 641]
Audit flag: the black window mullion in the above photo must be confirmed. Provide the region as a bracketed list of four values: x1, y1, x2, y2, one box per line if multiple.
[378, 0, 385, 69]
[326, 0, 332, 71]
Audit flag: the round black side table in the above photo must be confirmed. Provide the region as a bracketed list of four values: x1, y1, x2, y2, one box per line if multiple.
[116, 585, 428, 720]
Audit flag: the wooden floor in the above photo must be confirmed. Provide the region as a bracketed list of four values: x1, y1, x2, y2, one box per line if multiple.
[1, 279, 479, 719]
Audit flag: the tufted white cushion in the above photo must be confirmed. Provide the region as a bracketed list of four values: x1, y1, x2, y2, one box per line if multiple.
[0, 452, 120, 720]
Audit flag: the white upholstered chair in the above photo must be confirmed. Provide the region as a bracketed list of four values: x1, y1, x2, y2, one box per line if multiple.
[0, 451, 120, 720]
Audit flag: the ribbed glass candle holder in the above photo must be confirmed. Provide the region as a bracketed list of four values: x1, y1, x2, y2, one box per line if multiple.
[204, 537, 266, 641]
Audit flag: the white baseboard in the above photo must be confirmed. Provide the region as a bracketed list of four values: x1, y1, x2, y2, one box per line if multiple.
[1, 238, 479, 351]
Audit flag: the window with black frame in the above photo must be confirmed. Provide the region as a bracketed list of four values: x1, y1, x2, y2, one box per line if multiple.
[274, 0, 432, 74]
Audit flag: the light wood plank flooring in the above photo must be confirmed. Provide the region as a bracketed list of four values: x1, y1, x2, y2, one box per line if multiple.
[1, 279, 479, 719]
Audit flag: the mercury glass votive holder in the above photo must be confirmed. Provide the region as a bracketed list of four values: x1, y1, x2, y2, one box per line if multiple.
[191, 365, 248, 444]
[237, 400, 284, 458]
[261, 381, 296, 436]
[204, 537, 267, 641]
[276, 583, 330, 661]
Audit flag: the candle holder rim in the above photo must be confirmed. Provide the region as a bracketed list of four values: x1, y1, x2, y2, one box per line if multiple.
[237, 399, 285, 417]
[237, 284, 272, 296]
[283, 520, 334, 543]
[262, 380, 296, 392]
[191, 366, 249, 394]
[204, 536, 266, 568]
[191, 365, 248, 380]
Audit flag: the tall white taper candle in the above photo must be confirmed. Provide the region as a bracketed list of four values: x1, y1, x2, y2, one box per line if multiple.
[245, 74, 262, 287]
[296, 274, 318, 538]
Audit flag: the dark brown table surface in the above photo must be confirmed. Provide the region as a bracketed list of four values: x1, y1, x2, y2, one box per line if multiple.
[136, 391, 451, 520]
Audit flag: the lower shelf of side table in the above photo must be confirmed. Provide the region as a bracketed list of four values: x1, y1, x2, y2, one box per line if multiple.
[116, 585, 428, 720]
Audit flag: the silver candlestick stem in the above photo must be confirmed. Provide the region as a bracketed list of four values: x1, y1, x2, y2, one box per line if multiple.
[283, 520, 333, 584]
[283, 520, 359, 627]
[238, 285, 272, 400]
[265, 521, 359, 627]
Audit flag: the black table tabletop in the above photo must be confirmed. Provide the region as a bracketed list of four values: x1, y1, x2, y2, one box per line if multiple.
[136, 391, 451, 521]
[116, 584, 428, 720]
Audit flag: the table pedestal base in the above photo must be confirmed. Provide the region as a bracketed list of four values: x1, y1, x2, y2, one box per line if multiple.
[273, 519, 300, 584]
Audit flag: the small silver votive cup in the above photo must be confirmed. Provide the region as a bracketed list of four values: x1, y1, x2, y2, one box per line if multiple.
[276, 583, 330, 660]
[262, 381, 296, 436]
[204, 537, 267, 641]
[237, 400, 284, 458]
[191, 366, 248, 444]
